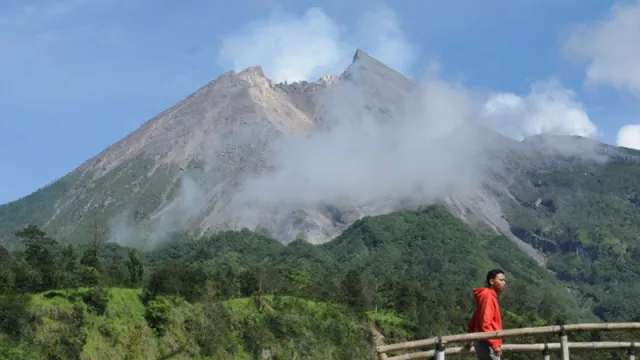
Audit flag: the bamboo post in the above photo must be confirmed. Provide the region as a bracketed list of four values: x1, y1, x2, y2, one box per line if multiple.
[542, 343, 550, 360]
[630, 342, 636, 360]
[559, 325, 569, 360]
[435, 337, 445, 360]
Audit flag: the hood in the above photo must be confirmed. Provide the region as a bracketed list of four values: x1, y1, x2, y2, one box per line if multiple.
[472, 287, 497, 300]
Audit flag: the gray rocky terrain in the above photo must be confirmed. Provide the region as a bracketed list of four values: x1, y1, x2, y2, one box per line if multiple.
[1, 49, 626, 267]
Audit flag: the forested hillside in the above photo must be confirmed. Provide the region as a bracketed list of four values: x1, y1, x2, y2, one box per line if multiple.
[505, 157, 640, 322]
[1, 205, 639, 359]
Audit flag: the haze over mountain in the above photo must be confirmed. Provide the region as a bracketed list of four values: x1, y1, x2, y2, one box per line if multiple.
[2, 45, 636, 269]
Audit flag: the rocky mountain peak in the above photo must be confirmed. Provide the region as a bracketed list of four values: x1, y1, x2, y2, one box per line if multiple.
[351, 48, 378, 64]
[236, 65, 273, 88]
[0, 48, 618, 260]
[318, 75, 339, 85]
[342, 49, 413, 89]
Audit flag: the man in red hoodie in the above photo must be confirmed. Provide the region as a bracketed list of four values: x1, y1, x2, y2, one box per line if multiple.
[466, 269, 506, 360]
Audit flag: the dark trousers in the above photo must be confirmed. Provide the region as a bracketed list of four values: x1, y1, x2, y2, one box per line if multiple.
[475, 341, 501, 360]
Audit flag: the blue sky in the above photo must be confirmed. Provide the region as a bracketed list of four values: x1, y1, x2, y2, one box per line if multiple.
[1, 0, 640, 205]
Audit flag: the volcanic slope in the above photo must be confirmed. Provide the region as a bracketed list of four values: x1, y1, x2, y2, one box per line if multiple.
[2, 49, 639, 261]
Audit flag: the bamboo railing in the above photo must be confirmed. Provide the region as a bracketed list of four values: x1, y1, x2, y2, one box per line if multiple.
[376, 322, 640, 360]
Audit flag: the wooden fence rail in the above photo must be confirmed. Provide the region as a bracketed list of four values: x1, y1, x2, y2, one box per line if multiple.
[376, 322, 640, 360]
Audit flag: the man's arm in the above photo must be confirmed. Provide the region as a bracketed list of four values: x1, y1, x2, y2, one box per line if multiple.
[480, 296, 502, 351]
[464, 316, 475, 350]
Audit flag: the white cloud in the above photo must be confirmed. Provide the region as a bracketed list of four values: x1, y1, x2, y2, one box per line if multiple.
[563, 0, 640, 95]
[229, 67, 605, 234]
[223, 67, 604, 246]
[218, 7, 348, 83]
[217, 6, 416, 83]
[232, 70, 494, 209]
[617, 124, 640, 150]
[479, 80, 598, 141]
[217, 5, 596, 144]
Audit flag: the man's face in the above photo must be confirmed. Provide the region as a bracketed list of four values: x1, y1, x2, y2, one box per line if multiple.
[490, 273, 506, 293]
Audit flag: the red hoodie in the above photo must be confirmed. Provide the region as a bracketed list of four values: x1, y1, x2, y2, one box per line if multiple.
[467, 287, 503, 350]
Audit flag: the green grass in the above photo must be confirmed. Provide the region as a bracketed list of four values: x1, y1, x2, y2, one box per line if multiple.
[20, 289, 377, 360]
[27, 288, 193, 359]
[366, 310, 413, 342]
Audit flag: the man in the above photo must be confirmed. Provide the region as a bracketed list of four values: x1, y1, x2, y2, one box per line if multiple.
[465, 269, 506, 360]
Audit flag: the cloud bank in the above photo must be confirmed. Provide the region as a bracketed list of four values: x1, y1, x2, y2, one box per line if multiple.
[480, 80, 598, 141]
[234, 71, 490, 210]
[218, 5, 598, 145]
[109, 170, 206, 248]
[563, 0, 640, 151]
[563, 0, 640, 96]
[231, 72, 601, 220]
[218, 5, 602, 214]
[617, 125, 640, 150]
[217, 6, 417, 83]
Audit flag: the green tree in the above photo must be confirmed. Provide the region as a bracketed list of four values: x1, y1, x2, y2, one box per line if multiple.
[288, 269, 312, 297]
[0, 293, 31, 339]
[78, 265, 101, 287]
[15, 225, 58, 291]
[144, 296, 172, 335]
[10, 259, 40, 293]
[126, 249, 144, 287]
[59, 244, 79, 289]
[0, 245, 9, 263]
[212, 261, 242, 300]
[80, 249, 100, 273]
[80, 219, 105, 273]
[0, 249, 13, 294]
[342, 269, 366, 312]
[186, 283, 234, 357]
[144, 261, 207, 303]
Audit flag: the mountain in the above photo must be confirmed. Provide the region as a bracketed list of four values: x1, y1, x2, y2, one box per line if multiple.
[0, 64, 321, 248]
[0, 49, 430, 248]
[2, 49, 640, 266]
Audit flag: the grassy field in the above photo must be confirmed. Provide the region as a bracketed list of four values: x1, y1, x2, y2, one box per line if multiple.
[1, 288, 375, 360]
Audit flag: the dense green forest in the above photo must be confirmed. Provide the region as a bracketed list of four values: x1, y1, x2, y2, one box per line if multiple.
[1, 205, 639, 359]
[505, 160, 640, 322]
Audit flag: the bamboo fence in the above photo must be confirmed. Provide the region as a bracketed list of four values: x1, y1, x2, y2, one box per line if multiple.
[376, 322, 640, 360]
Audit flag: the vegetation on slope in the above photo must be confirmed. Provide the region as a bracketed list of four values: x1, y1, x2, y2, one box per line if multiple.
[506, 159, 640, 322]
[0, 156, 185, 248]
[1, 205, 639, 359]
[0, 172, 79, 247]
[7, 288, 370, 360]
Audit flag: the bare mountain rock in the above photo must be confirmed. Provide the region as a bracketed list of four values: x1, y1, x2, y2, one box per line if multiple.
[0, 50, 622, 264]
[0, 63, 318, 248]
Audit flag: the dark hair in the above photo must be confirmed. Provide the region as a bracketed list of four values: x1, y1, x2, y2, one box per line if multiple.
[486, 269, 505, 287]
